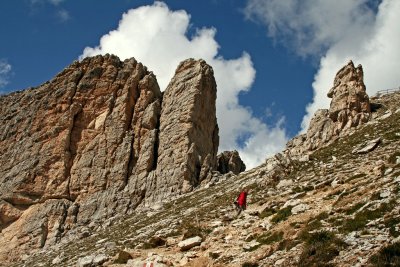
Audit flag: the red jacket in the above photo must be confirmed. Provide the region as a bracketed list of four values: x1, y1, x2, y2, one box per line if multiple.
[237, 191, 247, 207]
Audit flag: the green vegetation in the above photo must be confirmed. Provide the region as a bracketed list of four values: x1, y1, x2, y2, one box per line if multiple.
[209, 252, 220, 259]
[345, 173, 366, 183]
[298, 231, 347, 267]
[242, 262, 259, 267]
[271, 206, 292, 223]
[384, 217, 400, 238]
[258, 207, 277, 219]
[341, 200, 397, 233]
[369, 242, 400, 266]
[256, 231, 284, 245]
[180, 222, 211, 239]
[142, 236, 166, 249]
[345, 202, 366, 215]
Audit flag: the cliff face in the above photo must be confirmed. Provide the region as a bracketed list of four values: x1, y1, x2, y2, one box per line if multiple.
[10, 67, 400, 267]
[0, 55, 220, 261]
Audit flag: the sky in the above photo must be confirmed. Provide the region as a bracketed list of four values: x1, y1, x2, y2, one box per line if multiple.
[0, 0, 399, 169]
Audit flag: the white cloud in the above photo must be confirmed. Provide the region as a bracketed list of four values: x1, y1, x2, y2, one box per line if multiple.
[57, 9, 70, 22]
[0, 59, 12, 88]
[31, 0, 65, 6]
[245, 0, 400, 132]
[81, 1, 288, 168]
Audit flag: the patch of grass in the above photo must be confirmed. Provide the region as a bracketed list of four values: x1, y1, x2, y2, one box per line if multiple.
[142, 236, 166, 249]
[384, 217, 400, 238]
[346, 173, 366, 183]
[370, 191, 382, 201]
[298, 231, 347, 267]
[341, 200, 397, 233]
[277, 239, 301, 251]
[179, 222, 211, 239]
[258, 207, 277, 219]
[345, 202, 366, 215]
[271, 206, 292, 224]
[315, 212, 329, 221]
[292, 186, 303, 193]
[242, 262, 259, 267]
[369, 242, 400, 266]
[256, 231, 284, 245]
[209, 252, 220, 259]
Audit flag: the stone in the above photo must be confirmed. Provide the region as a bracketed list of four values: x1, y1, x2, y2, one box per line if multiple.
[114, 250, 132, 264]
[93, 254, 109, 265]
[352, 138, 381, 154]
[178, 236, 202, 251]
[243, 240, 260, 251]
[76, 255, 94, 267]
[379, 189, 391, 198]
[277, 179, 293, 189]
[217, 150, 246, 175]
[291, 204, 310, 215]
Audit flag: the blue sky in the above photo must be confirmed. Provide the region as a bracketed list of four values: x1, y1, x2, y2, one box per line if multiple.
[1, 0, 399, 168]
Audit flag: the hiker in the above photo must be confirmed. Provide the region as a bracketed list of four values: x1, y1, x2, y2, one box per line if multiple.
[234, 188, 249, 216]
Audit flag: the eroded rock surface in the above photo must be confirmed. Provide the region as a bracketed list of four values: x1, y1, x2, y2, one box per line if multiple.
[0, 55, 219, 262]
[217, 150, 246, 175]
[286, 60, 371, 159]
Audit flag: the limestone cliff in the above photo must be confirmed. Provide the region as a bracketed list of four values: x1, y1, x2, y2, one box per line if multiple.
[286, 60, 371, 160]
[0, 55, 220, 262]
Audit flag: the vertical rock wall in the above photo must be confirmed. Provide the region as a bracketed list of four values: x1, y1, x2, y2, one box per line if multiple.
[0, 55, 219, 262]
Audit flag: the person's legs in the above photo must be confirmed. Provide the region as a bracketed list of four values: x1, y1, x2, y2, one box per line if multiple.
[236, 205, 243, 217]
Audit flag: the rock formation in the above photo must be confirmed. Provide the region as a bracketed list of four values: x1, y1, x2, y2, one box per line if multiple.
[286, 60, 371, 159]
[0, 55, 220, 262]
[217, 150, 246, 175]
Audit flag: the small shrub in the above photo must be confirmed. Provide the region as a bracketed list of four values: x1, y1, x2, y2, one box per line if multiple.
[277, 239, 300, 251]
[346, 173, 366, 182]
[369, 242, 400, 266]
[180, 222, 211, 239]
[144, 236, 166, 248]
[384, 217, 400, 238]
[242, 262, 259, 267]
[257, 231, 284, 245]
[341, 200, 397, 233]
[298, 231, 347, 267]
[209, 252, 220, 259]
[345, 202, 366, 215]
[271, 207, 292, 224]
[259, 207, 277, 219]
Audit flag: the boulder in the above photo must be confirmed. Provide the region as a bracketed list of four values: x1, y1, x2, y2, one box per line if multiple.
[178, 236, 202, 251]
[217, 150, 246, 175]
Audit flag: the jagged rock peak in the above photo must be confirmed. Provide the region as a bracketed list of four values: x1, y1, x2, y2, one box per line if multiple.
[285, 60, 371, 159]
[217, 150, 246, 175]
[146, 58, 219, 200]
[327, 60, 370, 124]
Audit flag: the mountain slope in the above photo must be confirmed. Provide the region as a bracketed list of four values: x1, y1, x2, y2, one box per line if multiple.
[14, 91, 400, 266]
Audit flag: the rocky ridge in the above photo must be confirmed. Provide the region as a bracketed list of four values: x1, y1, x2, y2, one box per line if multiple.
[14, 89, 400, 267]
[0, 55, 245, 263]
[1, 58, 399, 266]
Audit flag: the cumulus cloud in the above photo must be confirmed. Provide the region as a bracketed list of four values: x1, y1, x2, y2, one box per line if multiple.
[245, 0, 400, 132]
[0, 59, 12, 88]
[81, 1, 288, 168]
